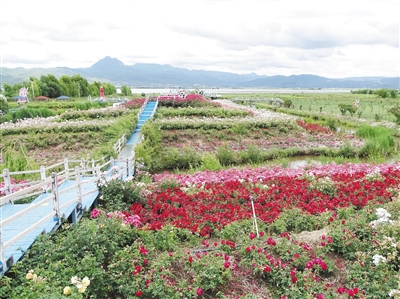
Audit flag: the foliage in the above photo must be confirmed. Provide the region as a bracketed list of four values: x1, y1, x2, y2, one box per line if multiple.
[388, 105, 400, 124]
[0, 143, 39, 178]
[73, 101, 108, 111]
[338, 103, 357, 116]
[157, 94, 220, 108]
[374, 88, 398, 99]
[2, 161, 400, 298]
[199, 153, 223, 171]
[283, 98, 292, 108]
[134, 121, 164, 172]
[120, 85, 132, 96]
[0, 96, 8, 114]
[216, 143, 237, 166]
[270, 208, 319, 234]
[10, 107, 57, 121]
[121, 98, 146, 109]
[59, 107, 131, 120]
[356, 125, 396, 157]
[155, 106, 252, 119]
[2, 93, 400, 298]
[97, 178, 146, 211]
[39, 74, 63, 98]
[161, 146, 203, 170]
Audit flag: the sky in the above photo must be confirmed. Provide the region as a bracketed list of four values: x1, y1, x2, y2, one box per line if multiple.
[0, 0, 399, 78]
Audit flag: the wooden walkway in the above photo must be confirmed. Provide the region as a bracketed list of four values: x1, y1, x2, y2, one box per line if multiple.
[0, 100, 158, 275]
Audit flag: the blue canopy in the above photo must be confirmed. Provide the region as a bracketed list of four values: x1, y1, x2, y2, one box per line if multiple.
[11, 95, 27, 100]
[56, 95, 70, 100]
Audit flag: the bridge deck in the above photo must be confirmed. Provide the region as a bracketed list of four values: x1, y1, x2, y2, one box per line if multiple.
[0, 100, 158, 275]
[1, 177, 99, 270]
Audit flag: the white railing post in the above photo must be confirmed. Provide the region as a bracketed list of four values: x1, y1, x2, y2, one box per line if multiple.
[51, 172, 61, 225]
[40, 165, 47, 193]
[64, 158, 69, 179]
[2, 169, 12, 198]
[95, 164, 101, 179]
[75, 166, 82, 210]
[0, 231, 4, 273]
[118, 158, 123, 177]
[80, 158, 85, 171]
[125, 158, 129, 178]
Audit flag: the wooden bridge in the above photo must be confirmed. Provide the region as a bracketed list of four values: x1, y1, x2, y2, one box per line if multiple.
[0, 100, 158, 275]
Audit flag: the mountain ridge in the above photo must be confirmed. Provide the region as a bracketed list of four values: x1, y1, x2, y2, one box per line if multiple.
[2, 56, 399, 89]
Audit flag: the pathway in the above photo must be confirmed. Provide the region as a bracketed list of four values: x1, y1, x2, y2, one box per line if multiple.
[0, 100, 158, 275]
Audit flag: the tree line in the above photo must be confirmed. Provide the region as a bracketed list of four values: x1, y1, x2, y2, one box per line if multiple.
[351, 88, 398, 98]
[0, 74, 121, 99]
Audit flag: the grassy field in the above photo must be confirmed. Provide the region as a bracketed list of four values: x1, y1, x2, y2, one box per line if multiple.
[223, 92, 398, 123]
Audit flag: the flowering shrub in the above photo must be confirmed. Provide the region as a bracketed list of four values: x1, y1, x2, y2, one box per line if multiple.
[157, 94, 220, 108]
[307, 176, 337, 197]
[142, 163, 400, 235]
[91, 208, 141, 227]
[121, 97, 146, 109]
[155, 106, 253, 118]
[296, 119, 332, 134]
[59, 107, 131, 120]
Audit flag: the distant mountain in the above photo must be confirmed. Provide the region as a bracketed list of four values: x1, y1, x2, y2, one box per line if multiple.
[2, 56, 399, 89]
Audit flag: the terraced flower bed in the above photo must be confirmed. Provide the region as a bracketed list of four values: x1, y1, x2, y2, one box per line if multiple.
[1, 96, 399, 299]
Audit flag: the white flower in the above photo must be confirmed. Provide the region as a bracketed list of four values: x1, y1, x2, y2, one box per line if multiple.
[70, 276, 79, 284]
[389, 289, 400, 297]
[63, 286, 72, 295]
[370, 208, 393, 228]
[376, 208, 391, 219]
[372, 254, 386, 266]
[82, 276, 90, 287]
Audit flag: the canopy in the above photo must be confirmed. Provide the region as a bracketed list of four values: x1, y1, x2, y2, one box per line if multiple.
[11, 95, 29, 103]
[56, 95, 70, 100]
[34, 95, 50, 101]
[11, 95, 27, 100]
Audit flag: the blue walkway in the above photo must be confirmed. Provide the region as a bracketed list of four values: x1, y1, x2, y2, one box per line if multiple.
[0, 100, 157, 275]
[118, 101, 157, 160]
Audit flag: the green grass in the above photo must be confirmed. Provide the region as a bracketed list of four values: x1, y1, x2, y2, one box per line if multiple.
[223, 92, 398, 123]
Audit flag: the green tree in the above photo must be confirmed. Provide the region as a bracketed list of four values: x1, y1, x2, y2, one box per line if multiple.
[374, 88, 389, 98]
[2, 83, 14, 98]
[120, 85, 132, 96]
[29, 77, 41, 99]
[39, 74, 62, 98]
[71, 74, 90, 97]
[0, 94, 8, 114]
[103, 82, 116, 95]
[59, 75, 75, 97]
[389, 89, 398, 98]
[89, 81, 101, 96]
[89, 82, 116, 97]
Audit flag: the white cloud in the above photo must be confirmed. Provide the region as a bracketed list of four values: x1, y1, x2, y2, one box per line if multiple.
[1, 0, 399, 78]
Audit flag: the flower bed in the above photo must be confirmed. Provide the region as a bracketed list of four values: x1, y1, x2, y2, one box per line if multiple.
[139, 162, 400, 234]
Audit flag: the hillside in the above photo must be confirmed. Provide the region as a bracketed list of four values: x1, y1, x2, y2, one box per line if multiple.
[3, 56, 399, 89]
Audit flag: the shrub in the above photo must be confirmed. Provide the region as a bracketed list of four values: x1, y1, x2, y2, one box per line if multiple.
[199, 153, 222, 171]
[161, 146, 202, 170]
[216, 143, 237, 166]
[357, 125, 396, 157]
[270, 208, 317, 234]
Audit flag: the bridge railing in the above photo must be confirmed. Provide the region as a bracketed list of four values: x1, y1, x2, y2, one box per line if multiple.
[0, 157, 135, 274]
[150, 100, 158, 119]
[113, 134, 127, 154]
[1, 158, 102, 200]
